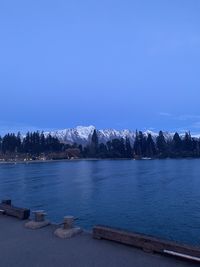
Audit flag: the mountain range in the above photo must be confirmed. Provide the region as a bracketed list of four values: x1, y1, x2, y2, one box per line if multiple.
[46, 125, 174, 146]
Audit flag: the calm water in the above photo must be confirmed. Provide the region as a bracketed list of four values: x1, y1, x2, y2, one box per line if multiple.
[0, 159, 200, 245]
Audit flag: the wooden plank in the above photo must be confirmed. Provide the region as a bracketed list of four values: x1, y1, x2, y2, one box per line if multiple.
[93, 225, 200, 261]
[0, 203, 30, 220]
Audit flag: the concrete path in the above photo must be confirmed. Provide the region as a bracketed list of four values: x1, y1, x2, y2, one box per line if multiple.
[0, 215, 198, 267]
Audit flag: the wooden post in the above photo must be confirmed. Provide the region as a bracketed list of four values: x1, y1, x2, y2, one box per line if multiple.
[63, 216, 74, 229]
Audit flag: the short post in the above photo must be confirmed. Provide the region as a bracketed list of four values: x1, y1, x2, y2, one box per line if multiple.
[54, 215, 82, 239]
[25, 210, 50, 229]
[63, 216, 74, 229]
[33, 210, 46, 222]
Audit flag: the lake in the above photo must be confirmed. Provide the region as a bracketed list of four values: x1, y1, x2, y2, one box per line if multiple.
[0, 159, 200, 246]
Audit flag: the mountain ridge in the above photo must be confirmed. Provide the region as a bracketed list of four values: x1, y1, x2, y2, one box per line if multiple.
[45, 125, 175, 146]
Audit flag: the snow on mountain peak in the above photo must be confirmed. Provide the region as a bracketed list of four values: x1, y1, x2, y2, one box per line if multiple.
[46, 125, 96, 145]
[75, 125, 96, 139]
[46, 126, 175, 146]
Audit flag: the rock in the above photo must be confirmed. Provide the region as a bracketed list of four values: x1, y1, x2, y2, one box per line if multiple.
[25, 220, 50, 229]
[54, 227, 82, 239]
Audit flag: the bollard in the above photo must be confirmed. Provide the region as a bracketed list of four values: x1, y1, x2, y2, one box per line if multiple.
[25, 210, 50, 229]
[33, 210, 47, 222]
[63, 216, 74, 229]
[54, 215, 82, 239]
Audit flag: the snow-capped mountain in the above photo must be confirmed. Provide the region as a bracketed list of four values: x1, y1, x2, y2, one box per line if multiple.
[47, 126, 96, 145]
[45, 126, 171, 146]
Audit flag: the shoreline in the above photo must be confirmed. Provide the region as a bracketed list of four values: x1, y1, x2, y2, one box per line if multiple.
[0, 158, 135, 165]
[0, 157, 200, 165]
[0, 215, 197, 267]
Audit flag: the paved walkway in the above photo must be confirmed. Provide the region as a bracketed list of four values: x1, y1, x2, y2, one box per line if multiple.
[0, 215, 198, 267]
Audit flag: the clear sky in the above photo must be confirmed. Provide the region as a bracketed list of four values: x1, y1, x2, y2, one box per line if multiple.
[0, 0, 200, 134]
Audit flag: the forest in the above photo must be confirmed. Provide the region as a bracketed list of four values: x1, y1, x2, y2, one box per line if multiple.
[0, 130, 200, 160]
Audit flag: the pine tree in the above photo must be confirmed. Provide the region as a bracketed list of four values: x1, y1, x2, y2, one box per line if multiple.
[172, 132, 182, 156]
[90, 129, 99, 156]
[40, 132, 46, 152]
[146, 134, 156, 157]
[125, 137, 132, 158]
[134, 130, 142, 157]
[156, 131, 167, 157]
[110, 138, 125, 158]
[183, 132, 193, 156]
[98, 143, 108, 158]
[134, 131, 147, 157]
[16, 132, 21, 153]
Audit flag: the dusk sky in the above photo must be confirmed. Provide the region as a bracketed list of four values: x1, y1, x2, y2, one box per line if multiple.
[0, 0, 200, 134]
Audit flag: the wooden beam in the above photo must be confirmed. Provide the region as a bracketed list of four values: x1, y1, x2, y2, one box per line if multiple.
[93, 225, 200, 262]
[0, 201, 30, 220]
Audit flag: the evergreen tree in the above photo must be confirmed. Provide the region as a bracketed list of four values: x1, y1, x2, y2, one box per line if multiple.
[16, 132, 21, 153]
[40, 132, 46, 152]
[156, 131, 167, 157]
[1, 133, 20, 153]
[172, 132, 182, 156]
[146, 134, 156, 157]
[119, 138, 126, 157]
[134, 130, 142, 157]
[23, 132, 31, 153]
[192, 138, 199, 157]
[134, 131, 147, 157]
[98, 143, 108, 158]
[140, 131, 147, 156]
[109, 138, 125, 158]
[125, 137, 132, 158]
[90, 130, 99, 156]
[182, 132, 193, 156]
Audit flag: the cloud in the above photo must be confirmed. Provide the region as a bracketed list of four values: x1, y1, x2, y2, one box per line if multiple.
[175, 115, 200, 121]
[191, 121, 200, 129]
[158, 113, 200, 133]
[159, 112, 172, 117]
[159, 113, 200, 121]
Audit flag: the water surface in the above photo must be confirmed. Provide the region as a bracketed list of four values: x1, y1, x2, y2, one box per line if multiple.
[0, 159, 200, 245]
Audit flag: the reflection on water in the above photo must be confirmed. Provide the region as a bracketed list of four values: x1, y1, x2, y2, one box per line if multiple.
[0, 159, 200, 245]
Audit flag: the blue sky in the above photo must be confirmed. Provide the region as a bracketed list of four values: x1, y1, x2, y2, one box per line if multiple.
[0, 0, 200, 134]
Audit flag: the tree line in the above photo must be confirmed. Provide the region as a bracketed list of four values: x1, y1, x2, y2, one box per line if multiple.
[0, 130, 200, 159]
[82, 130, 200, 158]
[0, 132, 64, 155]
